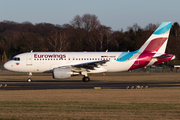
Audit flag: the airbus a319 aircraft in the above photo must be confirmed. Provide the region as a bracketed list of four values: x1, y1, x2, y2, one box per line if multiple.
[4, 22, 175, 82]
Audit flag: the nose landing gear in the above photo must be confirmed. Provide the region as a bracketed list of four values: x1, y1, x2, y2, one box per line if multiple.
[27, 72, 32, 82]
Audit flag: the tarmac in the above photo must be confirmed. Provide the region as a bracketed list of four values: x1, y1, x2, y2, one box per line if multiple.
[1, 70, 180, 90]
[0, 81, 180, 90]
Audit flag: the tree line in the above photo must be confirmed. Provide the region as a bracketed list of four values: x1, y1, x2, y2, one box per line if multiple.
[0, 14, 180, 65]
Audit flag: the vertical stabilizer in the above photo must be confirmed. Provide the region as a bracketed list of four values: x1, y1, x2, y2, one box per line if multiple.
[138, 22, 172, 54]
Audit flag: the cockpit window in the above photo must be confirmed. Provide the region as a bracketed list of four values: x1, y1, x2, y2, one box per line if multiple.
[11, 57, 20, 61]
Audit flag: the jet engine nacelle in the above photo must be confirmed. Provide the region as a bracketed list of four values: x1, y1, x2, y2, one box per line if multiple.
[53, 68, 71, 79]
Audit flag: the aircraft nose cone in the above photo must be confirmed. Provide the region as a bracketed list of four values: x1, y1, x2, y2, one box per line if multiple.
[3, 61, 14, 71]
[3, 62, 9, 70]
[3, 61, 19, 72]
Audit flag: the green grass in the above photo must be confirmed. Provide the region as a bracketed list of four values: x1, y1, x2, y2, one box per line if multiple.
[0, 89, 180, 120]
[0, 101, 180, 119]
[0, 101, 179, 111]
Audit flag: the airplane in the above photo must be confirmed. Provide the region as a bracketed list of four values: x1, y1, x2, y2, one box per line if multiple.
[4, 22, 175, 82]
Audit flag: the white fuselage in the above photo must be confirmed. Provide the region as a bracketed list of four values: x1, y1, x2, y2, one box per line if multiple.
[4, 52, 143, 73]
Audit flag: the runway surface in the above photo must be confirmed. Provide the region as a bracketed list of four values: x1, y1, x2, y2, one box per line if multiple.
[0, 81, 180, 90]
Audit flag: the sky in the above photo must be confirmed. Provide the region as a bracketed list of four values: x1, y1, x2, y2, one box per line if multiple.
[1, 0, 180, 31]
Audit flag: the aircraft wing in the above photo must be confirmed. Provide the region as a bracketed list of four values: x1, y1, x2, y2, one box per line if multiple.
[50, 60, 109, 72]
[71, 60, 109, 70]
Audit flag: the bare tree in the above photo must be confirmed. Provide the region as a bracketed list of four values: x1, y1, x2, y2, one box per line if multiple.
[145, 23, 159, 31]
[16, 33, 43, 53]
[95, 25, 112, 51]
[47, 31, 69, 52]
[71, 14, 100, 31]
[127, 23, 141, 36]
[104, 27, 114, 50]
[70, 15, 85, 51]
[82, 14, 101, 51]
[95, 25, 105, 51]
[47, 31, 58, 52]
[58, 32, 69, 52]
[82, 14, 100, 32]
[70, 15, 82, 29]
[70, 14, 101, 51]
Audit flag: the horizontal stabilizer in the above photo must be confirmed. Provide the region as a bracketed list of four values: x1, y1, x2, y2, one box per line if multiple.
[152, 54, 174, 59]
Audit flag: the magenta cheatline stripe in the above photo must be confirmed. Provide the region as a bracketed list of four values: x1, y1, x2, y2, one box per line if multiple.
[128, 53, 155, 70]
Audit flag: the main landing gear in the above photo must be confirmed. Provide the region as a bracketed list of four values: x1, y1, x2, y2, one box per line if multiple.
[27, 72, 32, 82]
[82, 76, 90, 82]
[81, 71, 90, 82]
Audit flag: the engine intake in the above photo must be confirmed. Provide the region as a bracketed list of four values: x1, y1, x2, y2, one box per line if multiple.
[53, 68, 71, 79]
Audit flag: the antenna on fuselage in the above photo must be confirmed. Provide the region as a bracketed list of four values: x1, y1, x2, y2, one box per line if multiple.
[106, 49, 108, 52]
[31, 50, 33, 53]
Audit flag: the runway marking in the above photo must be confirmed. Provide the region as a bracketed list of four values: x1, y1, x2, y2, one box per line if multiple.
[94, 87, 101, 89]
